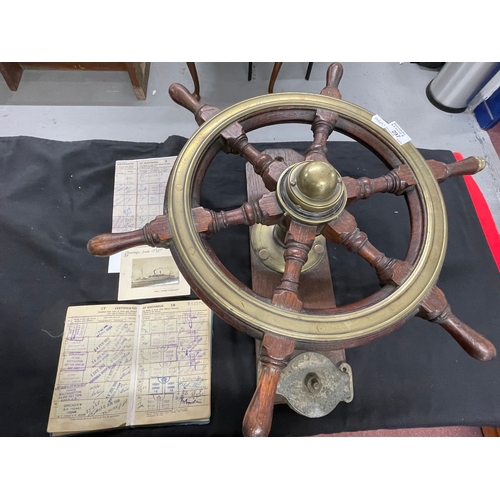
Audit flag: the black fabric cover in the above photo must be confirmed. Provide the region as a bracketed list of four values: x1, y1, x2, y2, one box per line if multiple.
[1, 135, 499, 437]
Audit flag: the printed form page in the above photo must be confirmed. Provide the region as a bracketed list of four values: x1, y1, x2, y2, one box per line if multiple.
[47, 304, 137, 434]
[47, 301, 211, 434]
[133, 300, 212, 426]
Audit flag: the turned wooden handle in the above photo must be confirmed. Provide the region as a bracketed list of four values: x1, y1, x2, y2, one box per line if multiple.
[88, 215, 171, 257]
[326, 62, 343, 89]
[242, 333, 295, 437]
[87, 229, 149, 256]
[438, 312, 496, 361]
[420, 286, 496, 361]
[168, 83, 203, 114]
[242, 364, 283, 437]
[446, 156, 486, 177]
[427, 156, 486, 183]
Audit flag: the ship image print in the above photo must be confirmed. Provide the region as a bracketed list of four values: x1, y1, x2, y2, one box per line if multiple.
[131, 256, 179, 288]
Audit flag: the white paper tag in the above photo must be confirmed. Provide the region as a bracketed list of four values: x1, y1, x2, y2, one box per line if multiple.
[371, 114, 390, 129]
[386, 121, 411, 145]
[371, 115, 411, 145]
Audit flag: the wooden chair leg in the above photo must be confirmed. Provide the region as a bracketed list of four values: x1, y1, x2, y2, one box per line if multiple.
[268, 62, 283, 93]
[186, 62, 200, 101]
[0, 63, 24, 91]
[124, 63, 150, 101]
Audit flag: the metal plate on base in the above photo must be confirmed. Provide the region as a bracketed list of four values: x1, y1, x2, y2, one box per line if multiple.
[276, 352, 353, 418]
[250, 223, 326, 274]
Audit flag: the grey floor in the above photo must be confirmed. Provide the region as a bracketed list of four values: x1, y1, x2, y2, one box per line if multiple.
[1, 61, 500, 227]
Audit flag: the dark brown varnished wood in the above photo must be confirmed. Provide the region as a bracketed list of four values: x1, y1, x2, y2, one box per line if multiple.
[343, 164, 418, 205]
[322, 211, 412, 286]
[246, 150, 340, 312]
[246, 151, 347, 433]
[88, 193, 284, 257]
[271, 220, 317, 310]
[87, 215, 171, 256]
[305, 62, 343, 162]
[418, 286, 496, 361]
[169, 83, 288, 191]
[323, 209, 496, 361]
[242, 332, 295, 437]
[426, 156, 485, 183]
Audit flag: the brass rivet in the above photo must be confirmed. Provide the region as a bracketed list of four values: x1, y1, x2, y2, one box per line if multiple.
[258, 249, 270, 260]
[314, 244, 324, 254]
[317, 324, 326, 332]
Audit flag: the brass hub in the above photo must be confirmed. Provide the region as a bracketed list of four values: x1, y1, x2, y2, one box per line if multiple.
[277, 160, 347, 225]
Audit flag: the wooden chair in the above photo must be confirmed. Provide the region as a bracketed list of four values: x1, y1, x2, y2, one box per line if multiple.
[0, 62, 151, 100]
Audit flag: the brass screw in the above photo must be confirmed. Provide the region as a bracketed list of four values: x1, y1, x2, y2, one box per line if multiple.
[314, 244, 324, 254]
[305, 372, 322, 393]
[258, 249, 270, 260]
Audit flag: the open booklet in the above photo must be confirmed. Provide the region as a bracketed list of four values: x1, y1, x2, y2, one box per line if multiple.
[47, 300, 212, 435]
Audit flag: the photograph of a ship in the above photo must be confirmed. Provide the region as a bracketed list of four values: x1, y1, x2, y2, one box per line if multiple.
[131, 256, 179, 288]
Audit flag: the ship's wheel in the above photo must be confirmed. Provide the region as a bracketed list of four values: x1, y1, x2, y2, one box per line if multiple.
[88, 63, 496, 436]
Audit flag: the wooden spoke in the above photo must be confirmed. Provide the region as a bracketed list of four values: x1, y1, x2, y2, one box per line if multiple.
[324, 211, 496, 361]
[426, 156, 485, 183]
[418, 285, 496, 361]
[200, 192, 283, 237]
[305, 62, 343, 162]
[87, 215, 172, 257]
[168, 83, 287, 191]
[322, 210, 412, 286]
[87, 192, 283, 257]
[343, 164, 418, 205]
[342, 156, 485, 207]
[242, 332, 295, 437]
[271, 220, 317, 311]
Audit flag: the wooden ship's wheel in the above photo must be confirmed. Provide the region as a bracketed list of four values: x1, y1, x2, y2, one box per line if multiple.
[88, 63, 496, 436]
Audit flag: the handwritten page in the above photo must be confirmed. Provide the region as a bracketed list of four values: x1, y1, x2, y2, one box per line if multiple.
[132, 301, 212, 427]
[47, 304, 137, 434]
[108, 156, 176, 273]
[47, 300, 211, 435]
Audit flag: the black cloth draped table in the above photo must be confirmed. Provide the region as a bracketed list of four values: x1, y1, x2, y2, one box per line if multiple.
[1, 135, 499, 436]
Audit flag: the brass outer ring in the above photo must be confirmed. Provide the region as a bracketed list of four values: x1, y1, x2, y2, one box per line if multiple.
[167, 93, 448, 343]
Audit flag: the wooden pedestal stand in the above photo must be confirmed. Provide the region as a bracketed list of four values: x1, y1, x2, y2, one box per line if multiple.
[246, 149, 349, 431]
